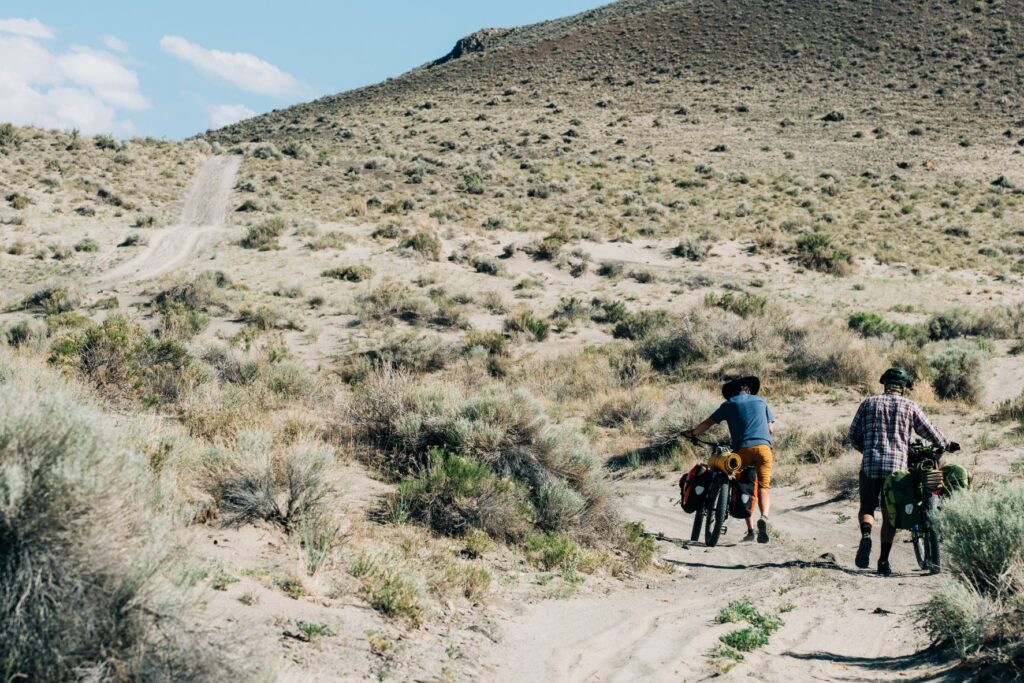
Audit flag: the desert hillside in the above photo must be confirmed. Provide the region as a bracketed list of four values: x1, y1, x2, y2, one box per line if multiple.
[2, 1, 1024, 681]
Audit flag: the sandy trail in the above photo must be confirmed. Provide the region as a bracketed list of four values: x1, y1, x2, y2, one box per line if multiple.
[93, 155, 240, 286]
[488, 477, 954, 682]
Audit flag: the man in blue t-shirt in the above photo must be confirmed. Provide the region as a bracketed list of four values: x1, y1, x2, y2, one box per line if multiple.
[684, 376, 776, 543]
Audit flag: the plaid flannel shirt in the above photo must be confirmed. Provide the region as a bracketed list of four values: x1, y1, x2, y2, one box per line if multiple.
[848, 393, 948, 478]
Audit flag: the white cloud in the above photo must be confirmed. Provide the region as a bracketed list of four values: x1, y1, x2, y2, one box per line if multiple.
[59, 47, 148, 110]
[100, 34, 128, 53]
[0, 35, 146, 134]
[0, 18, 54, 39]
[209, 103, 255, 128]
[160, 35, 302, 97]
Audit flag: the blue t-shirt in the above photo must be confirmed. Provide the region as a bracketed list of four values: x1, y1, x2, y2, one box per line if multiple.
[710, 392, 775, 451]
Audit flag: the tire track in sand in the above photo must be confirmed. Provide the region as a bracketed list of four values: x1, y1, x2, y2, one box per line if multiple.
[93, 155, 240, 286]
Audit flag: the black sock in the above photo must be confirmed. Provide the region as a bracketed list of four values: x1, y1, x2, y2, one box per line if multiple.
[879, 542, 892, 562]
[860, 522, 872, 538]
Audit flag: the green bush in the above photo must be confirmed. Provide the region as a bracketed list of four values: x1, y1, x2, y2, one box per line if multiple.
[49, 315, 198, 405]
[705, 292, 767, 319]
[924, 485, 1024, 670]
[848, 311, 922, 341]
[795, 231, 854, 275]
[929, 341, 985, 403]
[21, 285, 80, 314]
[73, 237, 100, 252]
[352, 372, 618, 544]
[402, 231, 442, 260]
[240, 217, 286, 250]
[935, 486, 1024, 595]
[322, 264, 373, 281]
[505, 309, 550, 341]
[720, 628, 769, 652]
[612, 309, 670, 340]
[389, 450, 532, 540]
[525, 532, 581, 571]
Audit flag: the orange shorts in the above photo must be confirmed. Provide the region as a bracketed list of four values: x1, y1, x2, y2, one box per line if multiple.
[736, 445, 773, 489]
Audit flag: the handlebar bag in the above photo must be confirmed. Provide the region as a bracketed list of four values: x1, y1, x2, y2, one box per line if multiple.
[940, 463, 970, 493]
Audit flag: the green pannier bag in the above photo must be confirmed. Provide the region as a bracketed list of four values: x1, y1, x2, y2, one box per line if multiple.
[884, 470, 923, 530]
[941, 463, 970, 493]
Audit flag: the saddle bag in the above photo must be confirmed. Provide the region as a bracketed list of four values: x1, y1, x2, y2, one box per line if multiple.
[680, 464, 713, 513]
[729, 466, 759, 519]
[884, 470, 923, 530]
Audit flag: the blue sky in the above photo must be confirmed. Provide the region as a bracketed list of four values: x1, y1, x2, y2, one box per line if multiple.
[0, 1, 607, 140]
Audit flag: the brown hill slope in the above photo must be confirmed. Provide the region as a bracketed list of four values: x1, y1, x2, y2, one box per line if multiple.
[212, 0, 1024, 146]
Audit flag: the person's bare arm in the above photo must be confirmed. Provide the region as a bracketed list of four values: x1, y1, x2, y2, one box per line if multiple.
[685, 418, 717, 437]
[768, 421, 775, 436]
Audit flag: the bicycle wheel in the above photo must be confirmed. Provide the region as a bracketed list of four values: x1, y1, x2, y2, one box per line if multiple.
[705, 478, 729, 547]
[690, 507, 704, 542]
[912, 529, 927, 570]
[923, 496, 941, 574]
[924, 527, 941, 574]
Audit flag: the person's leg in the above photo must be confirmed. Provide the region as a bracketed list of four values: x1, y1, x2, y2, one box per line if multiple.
[756, 446, 772, 518]
[856, 472, 877, 569]
[754, 446, 772, 543]
[877, 499, 896, 575]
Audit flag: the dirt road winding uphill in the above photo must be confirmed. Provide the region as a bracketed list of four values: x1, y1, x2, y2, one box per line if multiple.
[489, 480, 955, 682]
[94, 155, 240, 286]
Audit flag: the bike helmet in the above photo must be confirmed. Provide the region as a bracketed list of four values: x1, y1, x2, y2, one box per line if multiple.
[880, 367, 912, 389]
[722, 376, 761, 399]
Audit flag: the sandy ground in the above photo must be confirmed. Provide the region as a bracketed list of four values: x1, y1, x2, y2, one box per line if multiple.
[486, 480, 958, 682]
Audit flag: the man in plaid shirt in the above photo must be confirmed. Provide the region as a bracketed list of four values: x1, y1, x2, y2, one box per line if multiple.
[848, 367, 958, 576]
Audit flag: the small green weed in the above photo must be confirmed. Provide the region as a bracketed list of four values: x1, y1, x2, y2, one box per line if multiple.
[720, 627, 769, 652]
[296, 620, 334, 641]
[211, 573, 239, 591]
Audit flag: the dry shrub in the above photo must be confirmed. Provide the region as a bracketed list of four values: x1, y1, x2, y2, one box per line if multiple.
[517, 349, 627, 404]
[201, 432, 330, 531]
[924, 486, 1024, 673]
[995, 391, 1024, 422]
[19, 284, 81, 314]
[352, 369, 618, 544]
[0, 353, 248, 680]
[785, 323, 880, 388]
[182, 383, 267, 442]
[340, 333, 461, 382]
[592, 390, 655, 428]
[639, 307, 751, 371]
[639, 385, 722, 462]
[49, 314, 204, 405]
[800, 425, 850, 464]
[822, 451, 861, 496]
[929, 341, 986, 404]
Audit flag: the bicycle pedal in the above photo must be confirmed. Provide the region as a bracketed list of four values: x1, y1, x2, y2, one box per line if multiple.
[721, 526, 728, 535]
